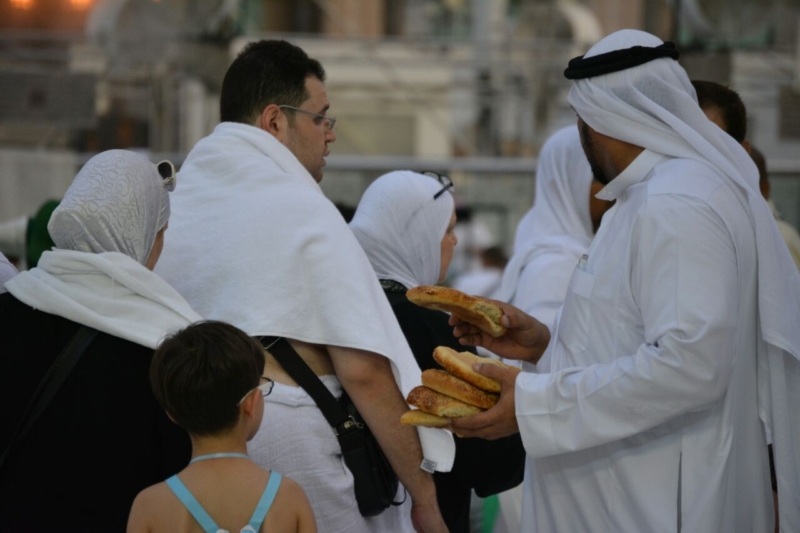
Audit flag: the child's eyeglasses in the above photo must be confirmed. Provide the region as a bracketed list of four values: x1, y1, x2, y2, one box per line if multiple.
[237, 376, 274, 406]
[421, 171, 454, 200]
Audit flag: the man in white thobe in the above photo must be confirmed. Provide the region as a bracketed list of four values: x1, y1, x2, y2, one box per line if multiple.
[449, 29, 800, 533]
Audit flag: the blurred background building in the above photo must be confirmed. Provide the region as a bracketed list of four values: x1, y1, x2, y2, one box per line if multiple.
[2, 0, 800, 277]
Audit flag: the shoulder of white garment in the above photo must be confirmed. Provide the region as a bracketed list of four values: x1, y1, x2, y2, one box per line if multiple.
[644, 158, 728, 202]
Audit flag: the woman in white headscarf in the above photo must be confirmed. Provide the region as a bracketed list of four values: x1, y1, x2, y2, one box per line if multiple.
[350, 171, 526, 533]
[0, 150, 202, 532]
[494, 125, 610, 337]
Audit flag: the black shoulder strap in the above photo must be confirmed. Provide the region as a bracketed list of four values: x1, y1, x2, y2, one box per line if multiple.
[0, 325, 98, 470]
[260, 337, 351, 430]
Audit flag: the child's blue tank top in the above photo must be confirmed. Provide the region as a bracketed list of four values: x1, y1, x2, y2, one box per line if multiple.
[165, 453, 282, 533]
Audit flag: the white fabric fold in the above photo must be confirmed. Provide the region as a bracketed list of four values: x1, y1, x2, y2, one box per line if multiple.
[156, 122, 455, 471]
[0, 251, 18, 293]
[349, 170, 455, 289]
[569, 29, 800, 529]
[6, 249, 201, 348]
[494, 126, 593, 331]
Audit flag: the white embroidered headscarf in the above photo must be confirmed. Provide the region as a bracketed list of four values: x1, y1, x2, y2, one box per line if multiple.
[350, 171, 456, 289]
[569, 29, 800, 530]
[493, 126, 593, 329]
[48, 150, 174, 266]
[7, 150, 200, 348]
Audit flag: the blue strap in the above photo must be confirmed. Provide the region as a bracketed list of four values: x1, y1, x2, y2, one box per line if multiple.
[246, 472, 282, 533]
[166, 475, 221, 533]
[191, 452, 251, 464]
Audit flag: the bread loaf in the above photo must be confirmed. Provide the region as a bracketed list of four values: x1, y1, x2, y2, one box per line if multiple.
[400, 410, 450, 427]
[421, 369, 498, 410]
[406, 385, 482, 418]
[406, 286, 507, 337]
[432, 346, 510, 394]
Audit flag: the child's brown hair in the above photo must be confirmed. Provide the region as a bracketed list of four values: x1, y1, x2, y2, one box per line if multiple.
[150, 321, 265, 436]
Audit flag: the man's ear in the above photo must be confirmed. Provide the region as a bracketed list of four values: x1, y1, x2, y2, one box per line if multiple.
[165, 411, 178, 425]
[258, 104, 287, 142]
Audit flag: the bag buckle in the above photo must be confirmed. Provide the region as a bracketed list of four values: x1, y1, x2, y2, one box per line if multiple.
[336, 415, 364, 436]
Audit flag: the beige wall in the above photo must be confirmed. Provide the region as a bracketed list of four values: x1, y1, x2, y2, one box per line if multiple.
[587, 0, 645, 34]
[321, 0, 386, 37]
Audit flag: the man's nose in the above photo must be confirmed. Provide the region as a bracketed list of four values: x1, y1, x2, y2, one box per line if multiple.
[326, 128, 336, 143]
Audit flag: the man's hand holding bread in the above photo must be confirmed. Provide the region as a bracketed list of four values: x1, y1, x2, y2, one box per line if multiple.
[405, 285, 552, 440]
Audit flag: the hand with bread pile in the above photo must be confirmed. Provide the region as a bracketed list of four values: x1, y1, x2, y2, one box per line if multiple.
[404, 286, 551, 440]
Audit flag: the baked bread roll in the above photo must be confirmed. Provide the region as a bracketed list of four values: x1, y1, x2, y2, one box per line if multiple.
[406, 386, 482, 418]
[422, 369, 498, 410]
[400, 410, 449, 427]
[433, 346, 510, 394]
[406, 286, 507, 337]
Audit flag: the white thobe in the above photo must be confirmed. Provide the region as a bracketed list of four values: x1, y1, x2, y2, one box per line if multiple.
[516, 151, 773, 532]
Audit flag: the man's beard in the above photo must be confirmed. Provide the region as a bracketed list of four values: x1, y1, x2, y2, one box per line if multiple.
[579, 120, 611, 185]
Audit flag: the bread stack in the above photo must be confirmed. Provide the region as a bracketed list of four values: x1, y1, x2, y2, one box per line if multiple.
[401, 346, 511, 427]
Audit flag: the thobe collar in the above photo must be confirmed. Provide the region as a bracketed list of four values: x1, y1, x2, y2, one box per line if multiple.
[595, 149, 665, 201]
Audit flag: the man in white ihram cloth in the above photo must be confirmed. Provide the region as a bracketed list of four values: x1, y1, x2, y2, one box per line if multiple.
[447, 30, 800, 532]
[155, 40, 453, 533]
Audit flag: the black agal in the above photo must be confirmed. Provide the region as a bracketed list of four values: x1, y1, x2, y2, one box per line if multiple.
[564, 42, 680, 80]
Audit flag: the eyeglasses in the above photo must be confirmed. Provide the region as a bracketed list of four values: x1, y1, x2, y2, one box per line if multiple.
[278, 105, 337, 131]
[421, 171, 454, 200]
[237, 376, 274, 406]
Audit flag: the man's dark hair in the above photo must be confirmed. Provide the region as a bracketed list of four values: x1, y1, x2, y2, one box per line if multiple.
[220, 39, 326, 125]
[150, 321, 265, 436]
[691, 80, 747, 143]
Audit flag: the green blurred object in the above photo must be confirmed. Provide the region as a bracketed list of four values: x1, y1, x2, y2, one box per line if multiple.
[482, 494, 499, 533]
[26, 200, 59, 268]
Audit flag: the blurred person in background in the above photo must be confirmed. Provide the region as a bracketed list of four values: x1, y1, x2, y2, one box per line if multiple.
[752, 148, 800, 270]
[349, 170, 525, 533]
[0, 150, 200, 531]
[692, 80, 751, 153]
[155, 40, 451, 533]
[449, 30, 800, 532]
[0, 199, 59, 271]
[450, 206, 498, 281]
[452, 246, 508, 298]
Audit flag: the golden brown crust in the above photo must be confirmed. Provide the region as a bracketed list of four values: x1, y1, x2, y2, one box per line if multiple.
[406, 385, 482, 417]
[400, 410, 450, 427]
[432, 346, 509, 393]
[406, 286, 507, 337]
[421, 369, 498, 409]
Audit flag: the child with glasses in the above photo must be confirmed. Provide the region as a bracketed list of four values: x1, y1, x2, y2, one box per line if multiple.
[127, 321, 316, 533]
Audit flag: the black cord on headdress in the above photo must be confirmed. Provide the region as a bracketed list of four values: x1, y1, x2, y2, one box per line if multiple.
[564, 42, 680, 80]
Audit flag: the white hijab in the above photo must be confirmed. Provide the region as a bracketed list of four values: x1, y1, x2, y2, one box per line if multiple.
[570, 29, 800, 529]
[48, 150, 172, 266]
[493, 126, 593, 327]
[6, 150, 200, 348]
[350, 171, 455, 289]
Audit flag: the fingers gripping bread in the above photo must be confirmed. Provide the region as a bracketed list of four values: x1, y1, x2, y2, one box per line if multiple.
[406, 286, 507, 337]
[406, 386, 482, 418]
[432, 346, 509, 394]
[400, 410, 450, 427]
[421, 369, 498, 410]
